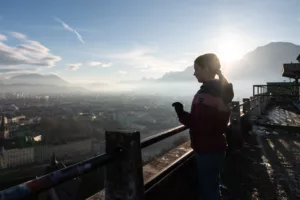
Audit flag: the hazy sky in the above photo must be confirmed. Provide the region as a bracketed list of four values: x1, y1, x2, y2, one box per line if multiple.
[0, 0, 300, 83]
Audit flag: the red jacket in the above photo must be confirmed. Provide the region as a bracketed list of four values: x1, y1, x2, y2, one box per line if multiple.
[178, 80, 233, 152]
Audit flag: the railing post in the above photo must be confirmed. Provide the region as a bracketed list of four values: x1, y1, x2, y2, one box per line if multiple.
[250, 96, 255, 111]
[242, 98, 252, 133]
[266, 86, 271, 108]
[256, 96, 262, 115]
[229, 101, 243, 149]
[242, 98, 250, 114]
[231, 101, 241, 131]
[251, 96, 261, 116]
[260, 94, 265, 112]
[105, 131, 145, 200]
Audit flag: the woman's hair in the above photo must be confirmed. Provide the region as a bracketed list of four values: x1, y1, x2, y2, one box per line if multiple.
[195, 53, 234, 103]
[194, 53, 221, 74]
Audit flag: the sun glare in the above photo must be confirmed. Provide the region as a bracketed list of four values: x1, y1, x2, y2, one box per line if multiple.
[216, 36, 245, 63]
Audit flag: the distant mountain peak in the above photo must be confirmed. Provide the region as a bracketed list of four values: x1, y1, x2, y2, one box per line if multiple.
[250, 41, 299, 53]
[45, 74, 59, 78]
[11, 73, 44, 79]
[7, 73, 69, 86]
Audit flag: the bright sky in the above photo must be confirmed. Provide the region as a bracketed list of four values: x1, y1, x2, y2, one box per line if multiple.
[0, 0, 300, 84]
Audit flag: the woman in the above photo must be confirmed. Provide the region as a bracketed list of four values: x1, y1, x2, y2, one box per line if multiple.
[172, 53, 234, 200]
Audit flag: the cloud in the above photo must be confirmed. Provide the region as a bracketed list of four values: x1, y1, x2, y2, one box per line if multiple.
[88, 61, 112, 67]
[183, 52, 198, 57]
[88, 62, 102, 67]
[106, 46, 185, 73]
[118, 70, 127, 74]
[10, 32, 27, 40]
[0, 32, 61, 74]
[68, 63, 82, 71]
[54, 17, 84, 44]
[174, 60, 189, 65]
[0, 34, 7, 41]
[102, 63, 112, 68]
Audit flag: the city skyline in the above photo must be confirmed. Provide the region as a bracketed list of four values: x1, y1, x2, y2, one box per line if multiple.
[0, 0, 300, 84]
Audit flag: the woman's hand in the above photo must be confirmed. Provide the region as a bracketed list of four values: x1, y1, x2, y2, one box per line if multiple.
[172, 102, 184, 115]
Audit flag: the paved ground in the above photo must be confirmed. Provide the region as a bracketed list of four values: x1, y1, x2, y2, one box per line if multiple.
[256, 104, 300, 200]
[259, 103, 300, 127]
[223, 104, 300, 200]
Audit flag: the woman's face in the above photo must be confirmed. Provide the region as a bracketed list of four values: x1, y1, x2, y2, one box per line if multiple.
[194, 63, 214, 83]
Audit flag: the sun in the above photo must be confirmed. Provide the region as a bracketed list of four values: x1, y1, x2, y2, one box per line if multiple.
[216, 36, 245, 63]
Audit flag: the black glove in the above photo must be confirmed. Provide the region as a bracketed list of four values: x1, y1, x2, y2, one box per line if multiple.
[172, 102, 184, 115]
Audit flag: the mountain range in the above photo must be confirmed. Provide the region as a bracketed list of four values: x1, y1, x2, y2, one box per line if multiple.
[154, 42, 300, 83]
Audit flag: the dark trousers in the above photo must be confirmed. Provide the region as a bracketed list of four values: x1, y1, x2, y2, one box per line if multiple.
[195, 151, 226, 200]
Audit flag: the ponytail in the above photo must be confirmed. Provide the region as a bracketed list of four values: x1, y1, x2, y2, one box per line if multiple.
[217, 69, 229, 85]
[218, 70, 234, 104]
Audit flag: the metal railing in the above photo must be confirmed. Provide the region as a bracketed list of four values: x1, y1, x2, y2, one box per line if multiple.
[141, 125, 188, 149]
[0, 153, 116, 200]
[0, 95, 269, 200]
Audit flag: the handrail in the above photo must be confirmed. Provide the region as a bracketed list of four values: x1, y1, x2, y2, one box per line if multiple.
[0, 153, 116, 200]
[141, 125, 188, 149]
